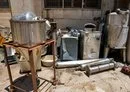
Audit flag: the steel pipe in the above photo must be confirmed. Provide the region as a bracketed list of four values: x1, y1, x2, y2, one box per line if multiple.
[79, 58, 114, 70]
[56, 58, 113, 68]
[86, 62, 116, 76]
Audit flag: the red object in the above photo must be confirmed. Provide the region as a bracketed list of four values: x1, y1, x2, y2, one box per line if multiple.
[121, 65, 130, 75]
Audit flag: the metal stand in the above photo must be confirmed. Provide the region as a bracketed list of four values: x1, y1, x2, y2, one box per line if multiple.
[3, 39, 56, 92]
[104, 46, 126, 63]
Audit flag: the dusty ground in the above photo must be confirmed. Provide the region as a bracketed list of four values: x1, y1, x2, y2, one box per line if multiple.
[0, 48, 130, 92]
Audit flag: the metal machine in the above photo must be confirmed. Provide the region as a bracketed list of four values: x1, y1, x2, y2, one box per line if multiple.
[4, 13, 57, 92]
[107, 9, 129, 48]
[11, 12, 46, 72]
[60, 34, 78, 61]
[80, 23, 101, 59]
[105, 9, 129, 62]
[60, 29, 80, 61]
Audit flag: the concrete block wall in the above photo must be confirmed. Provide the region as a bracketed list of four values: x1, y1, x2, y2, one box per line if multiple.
[0, 12, 11, 27]
[42, 0, 114, 29]
[10, 0, 35, 16]
[0, 0, 114, 29]
[10, 0, 42, 16]
[0, 0, 42, 27]
[43, 9, 101, 29]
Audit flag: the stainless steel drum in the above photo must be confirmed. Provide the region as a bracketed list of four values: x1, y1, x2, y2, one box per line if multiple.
[10, 13, 46, 72]
[10, 20, 46, 46]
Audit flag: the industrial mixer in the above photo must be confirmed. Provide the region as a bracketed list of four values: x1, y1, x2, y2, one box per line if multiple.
[10, 12, 46, 72]
[3, 12, 57, 92]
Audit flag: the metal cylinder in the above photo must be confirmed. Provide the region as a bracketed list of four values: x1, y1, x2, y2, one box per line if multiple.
[10, 20, 46, 46]
[79, 58, 114, 70]
[10, 17, 46, 72]
[86, 62, 116, 76]
[56, 59, 104, 68]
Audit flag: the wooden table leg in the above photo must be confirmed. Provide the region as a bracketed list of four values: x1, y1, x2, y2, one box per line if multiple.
[28, 50, 37, 92]
[3, 45, 14, 92]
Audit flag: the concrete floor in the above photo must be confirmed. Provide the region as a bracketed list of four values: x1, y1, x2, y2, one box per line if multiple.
[1, 62, 130, 92]
[0, 48, 130, 92]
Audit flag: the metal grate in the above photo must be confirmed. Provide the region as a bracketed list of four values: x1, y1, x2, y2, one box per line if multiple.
[84, 0, 101, 9]
[116, 0, 129, 9]
[0, 0, 9, 8]
[44, 0, 62, 8]
[64, 0, 72, 8]
[64, 0, 82, 8]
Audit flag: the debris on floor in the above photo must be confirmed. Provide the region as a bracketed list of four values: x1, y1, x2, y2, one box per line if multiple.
[121, 65, 130, 76]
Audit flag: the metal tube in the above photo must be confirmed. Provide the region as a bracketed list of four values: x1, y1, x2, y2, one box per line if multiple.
[86, 62, 116, 76]
[56, 59, 101, 68]
[79, 58, 114, 70]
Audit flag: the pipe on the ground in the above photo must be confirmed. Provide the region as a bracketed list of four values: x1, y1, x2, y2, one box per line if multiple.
[79, 58, 114, 70]
[56, 58, 113, 68]
[86, 61, 116, 76]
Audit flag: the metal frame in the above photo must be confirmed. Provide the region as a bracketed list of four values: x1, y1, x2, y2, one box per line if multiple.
[3, 39, 56, 92]
[104, 47, 126, 63]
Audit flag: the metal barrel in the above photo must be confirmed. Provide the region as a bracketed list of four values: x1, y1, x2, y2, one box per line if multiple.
[10, 20, 46, 46]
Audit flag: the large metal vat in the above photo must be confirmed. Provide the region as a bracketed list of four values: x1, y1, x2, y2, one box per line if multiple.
[10, 15, 46, 72]
[10, 20, 46, 46]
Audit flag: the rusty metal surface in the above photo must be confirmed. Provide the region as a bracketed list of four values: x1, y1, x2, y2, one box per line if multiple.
[3, 40, 54, 50]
